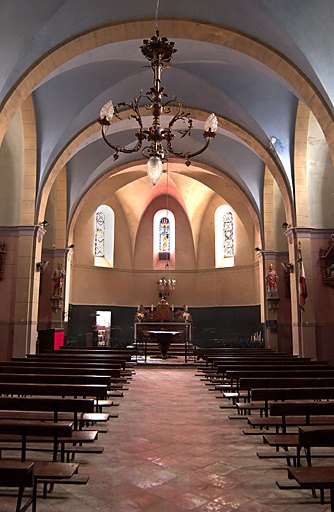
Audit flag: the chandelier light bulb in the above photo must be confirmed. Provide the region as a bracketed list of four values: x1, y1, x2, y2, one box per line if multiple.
[100, 100, 114, 123]
[204, 113, 218, 133]
[147, 156, 163, 185]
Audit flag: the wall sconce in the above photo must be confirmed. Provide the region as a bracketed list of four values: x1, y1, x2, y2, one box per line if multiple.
[68, 244, 75, 249]
[36, 261, 49, 272]
[39, 220, 49, 228]
[255, 247, 263, 253]
[281, 262, 294, 273]
[281, 222, 291, 229]
[51, 296, 63, 312]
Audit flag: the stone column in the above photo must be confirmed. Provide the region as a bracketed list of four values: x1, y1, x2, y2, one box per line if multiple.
[12, 225, 45, 357]
[286, 227, 317, 359]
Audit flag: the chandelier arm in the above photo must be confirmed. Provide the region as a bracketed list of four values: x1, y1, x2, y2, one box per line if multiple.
[183, 136, 212, 159]
[101, 126, 144, 156]
[166, 135, 213, 160]
[162, 98, 182, 115]
[114, 99, 145, 132]
[166, 107, 193, 138]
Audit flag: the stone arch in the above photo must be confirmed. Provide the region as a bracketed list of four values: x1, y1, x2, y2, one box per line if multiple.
[36, 108, 295, 231]
[66, 159, 263, 261]
[0, 18, 333, 170]
[20, 95, 37, 225]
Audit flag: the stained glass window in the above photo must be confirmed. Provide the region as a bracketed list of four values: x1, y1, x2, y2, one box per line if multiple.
[215, 205, 234, 268]
[153, 210, 175, 269]
[95, 211, 105, 256]
[159, 216, 170, 253]
[94, 205, 114, 267]
[223, 211, 234, 257]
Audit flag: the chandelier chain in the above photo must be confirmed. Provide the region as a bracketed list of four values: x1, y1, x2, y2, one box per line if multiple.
[155, 0, 160, 33]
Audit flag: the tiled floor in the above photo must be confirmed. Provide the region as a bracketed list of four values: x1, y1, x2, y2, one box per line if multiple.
[2, 367, 332, 511]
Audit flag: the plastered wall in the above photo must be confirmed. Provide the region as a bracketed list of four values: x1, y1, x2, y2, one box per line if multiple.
[70, 172, 260, 308]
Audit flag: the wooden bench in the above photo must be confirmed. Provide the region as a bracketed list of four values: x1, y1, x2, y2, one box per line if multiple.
[0, 361, 125, 375]
[0, 382, 111, 412]
[276, 428, 334, 510]
[29, 460, 84, 499]
[205, 355, 312, 369]
[195, 347, 274, 361]
[0, 458, 86, 505]
[0, 373, 112, 386]
[287, 467, 334, 511]
[0, 396, 107, 430]
[0, 373, 124, 398]
[0, 421, 73, 461]
[0, 366, 128, 389]
[257, 404, 334, 464]
[211, 365, 331, 389]
[228, 369, 334, 390]
[0, 460, 36, 511]
[237, 387, 334, 416]
[270, 401, 334, 434]
[58, 347, 134, 355]
[0, 419, 100, 462]
[240, 377, 334, 395]
[21, 354, 131, 369]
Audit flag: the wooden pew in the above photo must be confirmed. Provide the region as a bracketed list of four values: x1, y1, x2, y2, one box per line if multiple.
[205, 354, 313, 369]
[0, 373, 112, 387]
[224, 369, 334, 391]
[0, 396, 104, 430]
[213, 363, 330, 383]
[0, 373, 124, 399]
[257, 406, 334, 467]
[0, 421, 73, 461]
[239, 377, 334, 401]
[286, 427, 334, 510]
[0, 363, 128, 383]
[21, 354, 131, 369]
[11, 358, 129, 371]
[0, 382, 110, 412]
[238, 386, 334, 416]
[270, 401, 334, 434]
[0, 454, 85, 504]
[58, 347, 134, 355]
[195, 347, 274, 361]
[0, 416, 100, 462]
[0, 460, 36, 512]
[287, 466, 334, 511]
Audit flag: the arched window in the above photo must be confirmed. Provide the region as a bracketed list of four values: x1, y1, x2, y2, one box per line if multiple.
[159, 216, 170, 254]
[153, 210, 175, 269]
[215, 205, 235, 268]
[94, 205, 114, 267]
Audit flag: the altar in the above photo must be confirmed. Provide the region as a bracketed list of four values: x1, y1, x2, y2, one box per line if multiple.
[133, 301, 192, 361]
[134, 321, 192, 361]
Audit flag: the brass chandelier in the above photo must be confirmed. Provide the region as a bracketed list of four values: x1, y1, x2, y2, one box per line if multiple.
[98, 31, 218, 185]
[158, 263, 176, 299]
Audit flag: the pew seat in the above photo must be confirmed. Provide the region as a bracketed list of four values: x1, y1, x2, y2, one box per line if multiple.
[0, 460, 36, 512]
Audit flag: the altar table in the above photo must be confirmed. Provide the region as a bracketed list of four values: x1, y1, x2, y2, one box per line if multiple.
[147, 330, 182, 359]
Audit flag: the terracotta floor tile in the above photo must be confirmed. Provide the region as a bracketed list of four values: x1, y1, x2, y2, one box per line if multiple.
[1, 366, 332, 511]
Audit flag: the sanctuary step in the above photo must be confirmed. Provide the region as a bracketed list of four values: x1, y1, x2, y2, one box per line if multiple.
[134, 341, 195, 357]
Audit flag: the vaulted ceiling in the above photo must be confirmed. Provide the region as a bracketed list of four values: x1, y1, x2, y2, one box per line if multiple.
[1, 0, 333, 229]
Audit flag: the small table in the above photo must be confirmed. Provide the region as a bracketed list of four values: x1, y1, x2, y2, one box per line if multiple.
[147, 331, 181, 359]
